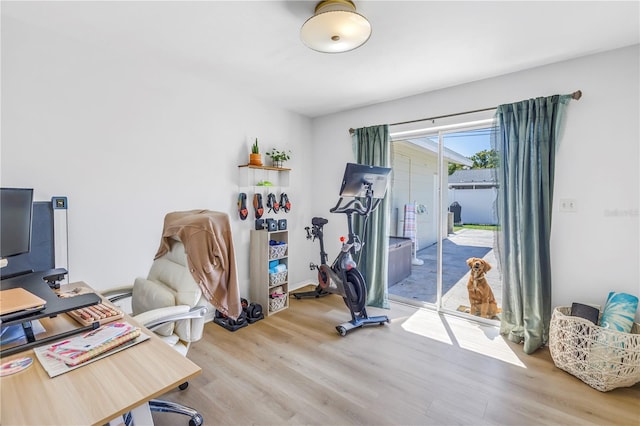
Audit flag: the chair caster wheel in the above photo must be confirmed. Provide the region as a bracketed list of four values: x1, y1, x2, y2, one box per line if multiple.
[189, 413, 204, 426]
[178, 382, 189, 391]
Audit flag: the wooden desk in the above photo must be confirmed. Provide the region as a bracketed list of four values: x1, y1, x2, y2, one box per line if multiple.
[0, 282, 202, 426]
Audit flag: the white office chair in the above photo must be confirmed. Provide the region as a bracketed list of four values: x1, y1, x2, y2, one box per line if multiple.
[107, 237, 209, 426]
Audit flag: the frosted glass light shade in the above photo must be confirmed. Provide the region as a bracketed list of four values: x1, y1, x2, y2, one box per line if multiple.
[300, 0, 371, 53]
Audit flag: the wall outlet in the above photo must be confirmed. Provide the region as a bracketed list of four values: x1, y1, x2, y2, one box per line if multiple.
[559, 198, 577, 212]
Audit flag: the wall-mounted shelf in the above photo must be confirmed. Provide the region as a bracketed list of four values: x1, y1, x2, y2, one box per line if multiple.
[238, 164, 291, 188]
[238, 164, 291, 172]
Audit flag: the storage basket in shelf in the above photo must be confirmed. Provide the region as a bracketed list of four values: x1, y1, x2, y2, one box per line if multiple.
[549, 306, 640, 392]
[269, 270, 288, 286]
[269, 244, 288, 259]
[269, 293, 287, 312]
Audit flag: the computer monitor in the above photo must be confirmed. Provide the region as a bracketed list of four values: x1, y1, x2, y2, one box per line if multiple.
[339, 163, 391, 199]
[1, 188, 34, 260]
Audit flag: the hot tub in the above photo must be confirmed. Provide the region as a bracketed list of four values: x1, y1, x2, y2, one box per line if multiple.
[388, 237, 412, 286]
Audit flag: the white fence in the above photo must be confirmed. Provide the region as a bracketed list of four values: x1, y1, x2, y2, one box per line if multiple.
[448, 188, 498, 225]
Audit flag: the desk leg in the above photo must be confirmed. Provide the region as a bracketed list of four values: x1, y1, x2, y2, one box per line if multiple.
[107, 402, 154, 426]
[130, 403, 154, 425]
[22, 321, 35, 342]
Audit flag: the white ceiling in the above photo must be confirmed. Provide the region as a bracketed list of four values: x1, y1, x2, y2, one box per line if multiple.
[3, 1, 639, 118]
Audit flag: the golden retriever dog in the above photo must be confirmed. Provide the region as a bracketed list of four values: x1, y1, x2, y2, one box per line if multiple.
[466, 257, 500, 319]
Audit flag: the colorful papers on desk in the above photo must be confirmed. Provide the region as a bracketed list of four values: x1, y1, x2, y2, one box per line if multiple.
[33, 325, 150, 378]
[55, 321, 136, 352]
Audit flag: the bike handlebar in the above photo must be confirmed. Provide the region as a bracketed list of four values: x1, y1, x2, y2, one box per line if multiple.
[329, 183, 381, 217]
[330, 196, 381, 217]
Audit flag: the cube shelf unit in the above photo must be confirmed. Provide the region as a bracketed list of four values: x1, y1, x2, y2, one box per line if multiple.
[250, 229, 289, 316]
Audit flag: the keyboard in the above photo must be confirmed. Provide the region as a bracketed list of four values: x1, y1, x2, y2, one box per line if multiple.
[66, 303, 124, 326]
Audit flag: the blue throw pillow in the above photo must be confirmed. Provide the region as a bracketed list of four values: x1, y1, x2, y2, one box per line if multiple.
[599, 292, 638, 333]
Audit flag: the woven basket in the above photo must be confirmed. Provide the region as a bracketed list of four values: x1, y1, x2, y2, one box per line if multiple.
[269, 294, 287, 313]
[269, 244, 288, 259]
[549, 306, 640, 392]
[269, 271, 288, 286]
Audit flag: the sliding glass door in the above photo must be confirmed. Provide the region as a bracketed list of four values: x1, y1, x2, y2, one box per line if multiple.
[388, 120, 501, 323]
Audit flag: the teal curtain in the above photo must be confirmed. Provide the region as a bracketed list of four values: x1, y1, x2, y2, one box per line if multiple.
[352, 125, 391, 309]
[492, 94, 572, 354]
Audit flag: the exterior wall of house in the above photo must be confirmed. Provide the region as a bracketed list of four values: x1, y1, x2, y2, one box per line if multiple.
[390, 141, 439, 249]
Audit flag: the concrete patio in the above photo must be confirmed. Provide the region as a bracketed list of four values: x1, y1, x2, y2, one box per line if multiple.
[388, 228, 502, 316]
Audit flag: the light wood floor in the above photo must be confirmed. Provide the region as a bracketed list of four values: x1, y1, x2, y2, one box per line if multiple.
[153, 288, 640, 425]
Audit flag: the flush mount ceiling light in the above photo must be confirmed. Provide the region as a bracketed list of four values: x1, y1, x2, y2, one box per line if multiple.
[300, 0, 371, 53]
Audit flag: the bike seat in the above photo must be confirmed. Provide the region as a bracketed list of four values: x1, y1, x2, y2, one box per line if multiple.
[312, 217, 328, 226]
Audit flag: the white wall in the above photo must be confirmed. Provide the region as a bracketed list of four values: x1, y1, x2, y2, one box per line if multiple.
[1, 15, 316, 297]
[311, 45, 639, 319]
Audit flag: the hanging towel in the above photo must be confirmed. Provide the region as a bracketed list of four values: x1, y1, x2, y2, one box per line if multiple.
[403, 204, 416, 243]
[403, 203, 424, 265]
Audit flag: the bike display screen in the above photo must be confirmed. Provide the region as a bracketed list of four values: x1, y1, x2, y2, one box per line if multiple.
[339, 163, 391, 199]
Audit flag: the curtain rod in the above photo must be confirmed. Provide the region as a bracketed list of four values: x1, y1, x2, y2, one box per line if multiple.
[348, 90, 582, 135]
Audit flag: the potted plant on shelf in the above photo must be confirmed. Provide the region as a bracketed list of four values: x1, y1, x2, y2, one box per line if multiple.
[249, 138, 262, 166]
[265, 148, 291, 168]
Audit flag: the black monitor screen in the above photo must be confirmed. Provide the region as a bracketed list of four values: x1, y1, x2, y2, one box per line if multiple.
[1, 188, 34, 259]
[339, 163, 391, 198]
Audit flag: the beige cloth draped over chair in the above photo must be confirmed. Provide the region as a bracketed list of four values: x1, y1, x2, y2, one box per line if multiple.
[155, 209, 242, 320]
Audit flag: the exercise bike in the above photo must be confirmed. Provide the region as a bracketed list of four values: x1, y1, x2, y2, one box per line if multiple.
[294, 163, 391, 336]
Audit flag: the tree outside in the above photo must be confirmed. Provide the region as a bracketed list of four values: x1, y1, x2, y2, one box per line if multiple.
[449, 148, 498, 175]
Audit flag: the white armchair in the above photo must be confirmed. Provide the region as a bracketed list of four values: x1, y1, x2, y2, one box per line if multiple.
[106, 238, 210, 426]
